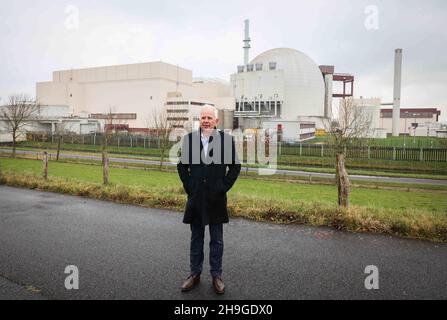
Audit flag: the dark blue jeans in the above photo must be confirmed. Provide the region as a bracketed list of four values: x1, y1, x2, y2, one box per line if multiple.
[190, 224, 223, 278]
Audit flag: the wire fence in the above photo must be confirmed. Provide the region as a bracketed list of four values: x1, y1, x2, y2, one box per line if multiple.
[28, 132, 172, 149]
[279, 144, 447, 162]
[23, 133, 447, 163]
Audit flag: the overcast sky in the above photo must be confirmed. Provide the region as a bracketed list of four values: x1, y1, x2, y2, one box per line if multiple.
[1, 0, 446, 121]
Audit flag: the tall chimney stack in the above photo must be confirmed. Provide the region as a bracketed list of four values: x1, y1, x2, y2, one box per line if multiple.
[392, 48, 403, 137]
[243, 19, 251, 66]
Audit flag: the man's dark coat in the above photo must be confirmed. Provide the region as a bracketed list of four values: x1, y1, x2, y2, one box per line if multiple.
[177, 129, 241, 226]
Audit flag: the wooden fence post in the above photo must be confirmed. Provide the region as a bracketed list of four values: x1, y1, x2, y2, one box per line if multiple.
[102, 150, 109, 185]
[42, 152, 48, 180]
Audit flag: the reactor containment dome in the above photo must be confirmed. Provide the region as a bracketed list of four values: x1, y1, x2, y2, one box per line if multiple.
[232, 48, 325, 123]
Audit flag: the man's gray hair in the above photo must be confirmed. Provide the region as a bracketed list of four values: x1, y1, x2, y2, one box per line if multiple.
[201, 104, 219, 119]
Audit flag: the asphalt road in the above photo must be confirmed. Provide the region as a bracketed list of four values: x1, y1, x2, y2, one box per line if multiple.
[1, 148, 447, 186]
[0, 185, 446, 300]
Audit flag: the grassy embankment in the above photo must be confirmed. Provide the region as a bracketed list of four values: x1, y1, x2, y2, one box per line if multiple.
[0, 157, 446, 242]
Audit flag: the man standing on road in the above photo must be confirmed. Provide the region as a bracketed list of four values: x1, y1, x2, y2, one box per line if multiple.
[177, 105, 241, 295]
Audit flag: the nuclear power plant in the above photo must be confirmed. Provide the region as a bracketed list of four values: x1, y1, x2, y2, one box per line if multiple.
[11, 19, 439, 142]
[230, 20, 356, 141]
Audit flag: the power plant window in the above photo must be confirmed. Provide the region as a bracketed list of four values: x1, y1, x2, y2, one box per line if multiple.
[255, 63, 263, 71]
[269, 62, 277, 70]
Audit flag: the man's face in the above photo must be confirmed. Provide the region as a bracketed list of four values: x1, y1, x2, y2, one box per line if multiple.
[200, 108, 219, 134]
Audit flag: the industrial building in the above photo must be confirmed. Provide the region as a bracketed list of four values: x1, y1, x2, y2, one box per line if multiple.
[231, 47, 323, 142]
[0, 104, 101, 142]
[32, 19, 358, 142]
[230, 20, 354, 142]
[380, 107, 442, 137]
[381, 48, 443, 138]
[36, 61, 235, 133]
[24, 20, 443, 144]
[35, 45, 350, 142]
[346, 97, 387, 139]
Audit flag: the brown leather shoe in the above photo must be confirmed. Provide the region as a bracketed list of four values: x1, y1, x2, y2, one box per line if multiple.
[181, 275, 200, 292]
[212, 277, 225, 294]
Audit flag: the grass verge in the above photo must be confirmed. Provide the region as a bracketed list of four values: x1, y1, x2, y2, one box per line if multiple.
[0, 157, 446, 243]
[2, 146, 447, 180]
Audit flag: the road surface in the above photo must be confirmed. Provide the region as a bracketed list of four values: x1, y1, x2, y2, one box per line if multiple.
[0, 185, 446, 300]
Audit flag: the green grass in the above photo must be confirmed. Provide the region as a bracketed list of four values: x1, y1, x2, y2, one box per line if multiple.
[17, 141, 164, 157]
[1, 157, 446, 242]
[5, 143, 447, 178]
[308, 136, 446, 148]
[277, 154, 447, 175]
[5, 153, 447, 192]
[1, 157, 446, 213]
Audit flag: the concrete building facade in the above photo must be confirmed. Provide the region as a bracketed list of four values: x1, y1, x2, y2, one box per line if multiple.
[349, 97, 387, 138]
[36, 61, 234, 132]
[230, 48, 326, 142]
[0, 104, 101, 143]
[380, 108, 441, 137]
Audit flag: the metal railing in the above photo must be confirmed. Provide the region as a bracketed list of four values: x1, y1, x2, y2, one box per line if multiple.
[279, 144, 447, 162]
[22, 133, 447, 162]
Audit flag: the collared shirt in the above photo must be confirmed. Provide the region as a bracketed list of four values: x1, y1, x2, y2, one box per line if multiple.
[201, 129, 219, 158]
[201, 132, 210, 157]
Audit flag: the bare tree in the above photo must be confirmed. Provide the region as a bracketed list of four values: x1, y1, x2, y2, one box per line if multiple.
[0, 94, 40, 158]
[54, 121, 69, 161]
[42, 151, 49, 180]
[150, 108, 185, 170]
[100, 107, 128, 185]
[101, 109, 113, 185]
[324, 98, 373, 207]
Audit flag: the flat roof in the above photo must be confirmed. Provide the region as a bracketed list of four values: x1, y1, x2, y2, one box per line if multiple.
[380, 108, 441, 115]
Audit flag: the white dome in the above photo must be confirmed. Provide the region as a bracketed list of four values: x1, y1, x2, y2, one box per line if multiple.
[251, 48, 325, 118]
